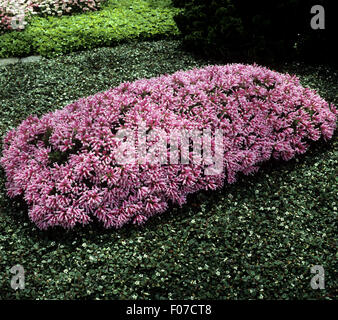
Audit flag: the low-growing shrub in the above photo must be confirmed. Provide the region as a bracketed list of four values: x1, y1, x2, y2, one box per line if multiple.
[1, 64, 336, 230]
[0, 1, 180, 57]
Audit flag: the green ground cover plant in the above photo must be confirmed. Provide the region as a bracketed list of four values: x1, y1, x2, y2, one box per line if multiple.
[0, 40, 337, 299]
[0, 0, 180, 58]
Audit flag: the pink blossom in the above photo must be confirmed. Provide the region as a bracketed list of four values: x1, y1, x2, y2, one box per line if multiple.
[1, 64, 336, 229]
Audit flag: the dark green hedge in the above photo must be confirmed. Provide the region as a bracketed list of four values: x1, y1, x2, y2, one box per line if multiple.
[173, 0, 336, 64]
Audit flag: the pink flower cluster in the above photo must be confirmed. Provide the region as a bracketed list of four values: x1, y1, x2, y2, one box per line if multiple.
[31, 0, 105, 17]
[0, 0, 106, 34]
[1, 64, 336, 230]
[0, 0, 37, 34]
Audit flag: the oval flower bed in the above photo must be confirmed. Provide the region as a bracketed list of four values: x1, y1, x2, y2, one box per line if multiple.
[1, 64, 336, 230]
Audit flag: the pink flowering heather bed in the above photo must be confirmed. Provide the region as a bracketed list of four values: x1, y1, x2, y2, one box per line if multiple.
[1, 64, 336, 230]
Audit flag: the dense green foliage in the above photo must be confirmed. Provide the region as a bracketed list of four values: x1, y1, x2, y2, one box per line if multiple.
[173, 0, 336, 64]
[0, 0, 180, 58]
[0, 40, 337, 299]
